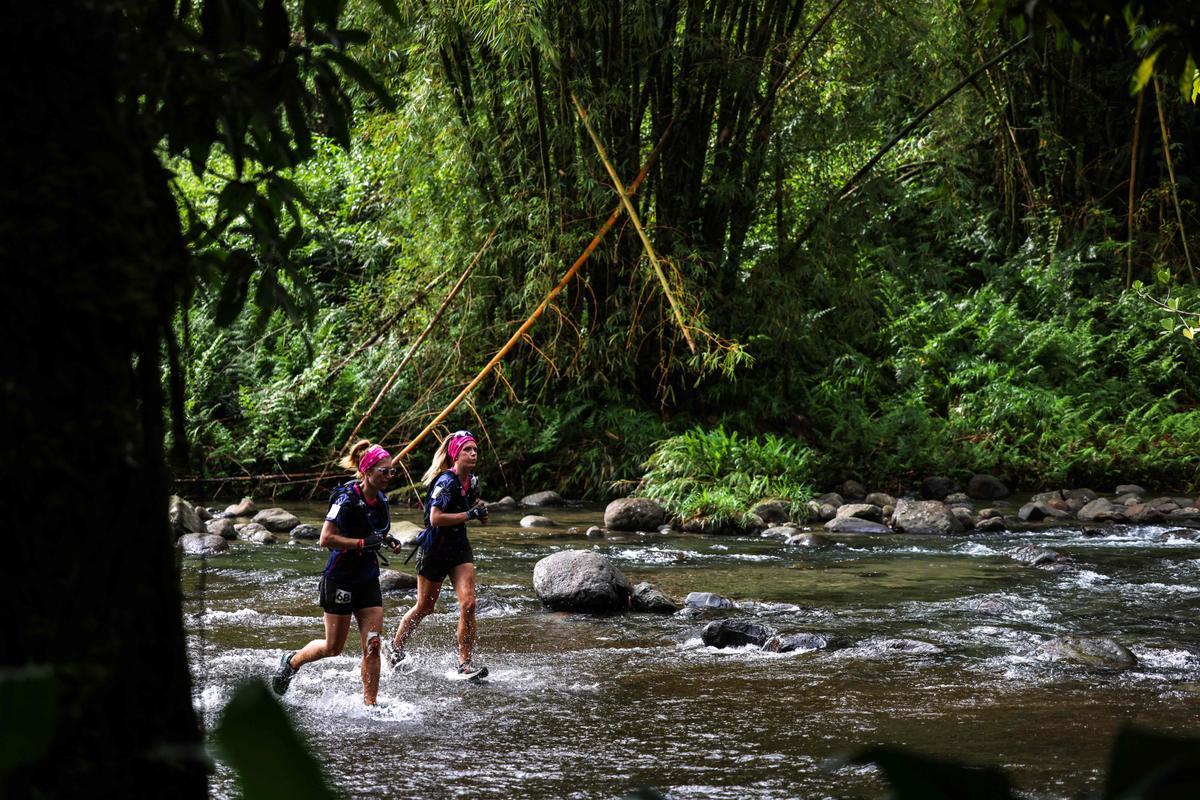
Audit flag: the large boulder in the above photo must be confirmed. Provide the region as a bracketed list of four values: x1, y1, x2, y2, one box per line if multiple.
[224, 496, 257, 517]
[205, 517, 237, 540]
[252, 507, 301, 533]
[177, 533, 228, 555]
[378, 570, 418, 592]
[1037, 636, 1137, 669]
[751, 500, 792, 525]
[289, 523, 320, 541]
[604, 497, 667, 531]
[701, 619, 777, 649]
[835, 503, 884, 523]
[891, 499, 963, 535]
[865, 492, 896, 508]
[1018, 501, 1072, 522]
[522, 490, 565, 507]
[168, 495, 204, 537]
[533, 550, 632, 612]
[632, 582, 678, 614]
[1078, 498, 1125, 522]
[966, 474, 1010, 500]
[235, 522, 277, 544]
[486, 496, 519, 511]
[838, 480, 867, 501]
[919, 476, 958, 501]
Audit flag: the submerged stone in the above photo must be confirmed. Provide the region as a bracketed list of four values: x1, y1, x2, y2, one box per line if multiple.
[764, 633, 829, 653]
[1038, 636, 1137, 670]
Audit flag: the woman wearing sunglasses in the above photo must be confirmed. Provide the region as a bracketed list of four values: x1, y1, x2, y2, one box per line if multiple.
[272, 439, 401, 705]
[387, 429, 490, 679]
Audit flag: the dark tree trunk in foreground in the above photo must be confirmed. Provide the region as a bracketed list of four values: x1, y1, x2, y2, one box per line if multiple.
[0, 5, 205, 798]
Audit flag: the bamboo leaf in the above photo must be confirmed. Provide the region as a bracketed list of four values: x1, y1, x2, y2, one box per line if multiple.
[1132, 49, 1160, 95]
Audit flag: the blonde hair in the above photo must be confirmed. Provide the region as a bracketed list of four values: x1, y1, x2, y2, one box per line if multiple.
[340, 439, 374, 476]
[420, 438, 453, 486]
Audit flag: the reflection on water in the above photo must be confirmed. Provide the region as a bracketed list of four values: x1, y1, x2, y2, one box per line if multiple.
[183, 503, 1200, 799]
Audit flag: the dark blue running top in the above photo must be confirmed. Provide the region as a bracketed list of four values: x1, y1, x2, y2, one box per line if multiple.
[322, 480, 390, 581]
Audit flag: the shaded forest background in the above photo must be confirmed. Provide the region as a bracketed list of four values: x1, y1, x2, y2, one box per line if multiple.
[174, 0, 1200, 500]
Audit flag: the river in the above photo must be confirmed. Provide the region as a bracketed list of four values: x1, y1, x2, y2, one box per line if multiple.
[182, 501, 1200, 799]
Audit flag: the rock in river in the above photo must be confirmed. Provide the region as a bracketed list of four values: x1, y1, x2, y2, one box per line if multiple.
[252, 507, 301, 533]
[169, 495, 204, 537]
[289, 523, 320, 541]
[824, 517, 891, 534]
[1037, 635, 1137, 669]
[522, 490, 565, 507]
[178, 533, 228, 555]
[520, 515, 556, 528]
[701, 619, 778, 649]
[685, 592, 733, 610]
[764, 633, 829, 653]
[891, 499, 963, 535]
[533, 550, 632, 612]
[604, 497, 667, 531]
[632, 582, 678, 614]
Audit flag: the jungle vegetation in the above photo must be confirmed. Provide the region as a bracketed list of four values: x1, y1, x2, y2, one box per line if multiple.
[171, 0, 1200, 506]
[3, 2, 1198, 798]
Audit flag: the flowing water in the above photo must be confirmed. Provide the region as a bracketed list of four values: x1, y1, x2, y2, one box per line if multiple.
[183, 502, 1200, 799]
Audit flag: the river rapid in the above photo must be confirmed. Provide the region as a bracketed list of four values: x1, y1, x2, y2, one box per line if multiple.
[182, 502, 1200, 799]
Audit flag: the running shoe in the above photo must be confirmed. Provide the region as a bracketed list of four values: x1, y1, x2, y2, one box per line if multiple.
[272, 652, 298, 696]
[456, 660, 489, 680]
[384, 640, 408, 669]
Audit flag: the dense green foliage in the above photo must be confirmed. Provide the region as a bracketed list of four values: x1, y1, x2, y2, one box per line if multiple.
[638, 427, 816, 525]
[173, 0, 1200, 506]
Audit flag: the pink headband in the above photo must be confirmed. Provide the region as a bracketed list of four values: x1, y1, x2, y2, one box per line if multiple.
[447, 433, 477, 462]
[358, 444, 391, 473]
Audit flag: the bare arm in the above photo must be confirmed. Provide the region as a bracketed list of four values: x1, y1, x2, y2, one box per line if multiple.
[430, 502, 487, 527]
[319, 519, 368, 550]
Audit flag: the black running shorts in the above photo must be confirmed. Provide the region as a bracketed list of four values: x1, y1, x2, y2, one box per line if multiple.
[318, 574, 383, 615]
[416, 537, 474, 584]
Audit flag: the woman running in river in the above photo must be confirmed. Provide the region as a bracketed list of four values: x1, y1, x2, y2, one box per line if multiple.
[272, 440, 401, 705]
[387, 429, 490, 679]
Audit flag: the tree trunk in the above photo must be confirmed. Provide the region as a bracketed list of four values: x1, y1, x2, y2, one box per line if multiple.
[1, 5, 205, 798]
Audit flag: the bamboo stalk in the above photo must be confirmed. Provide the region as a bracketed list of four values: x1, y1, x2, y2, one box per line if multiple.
[1153, 78, 1195, 284]
[571, 93, 696, 353]
[1127, 90, 1145, 288]
[393, 124, 674, 461]
[295, 262, 453, 391]
[305, 230, 495, 497]
[783, 35, 1031, 262]
[347, 228, 496, 449]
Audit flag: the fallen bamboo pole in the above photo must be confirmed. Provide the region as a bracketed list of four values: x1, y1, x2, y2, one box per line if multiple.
[393, 124, 674, 461]
[346, 228, 496, 449]
[294, 264, 454, 392]
[305, 230, 495, 497]
[572, 93, 696, 354]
